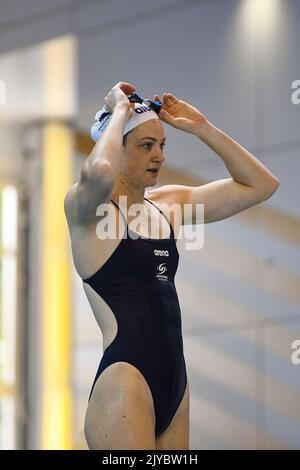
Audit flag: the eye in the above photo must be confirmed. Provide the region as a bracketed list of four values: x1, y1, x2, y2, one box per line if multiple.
[141, 142, 166, 150]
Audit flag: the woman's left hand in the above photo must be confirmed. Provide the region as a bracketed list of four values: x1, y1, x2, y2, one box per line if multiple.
[153, 92, 208, 134]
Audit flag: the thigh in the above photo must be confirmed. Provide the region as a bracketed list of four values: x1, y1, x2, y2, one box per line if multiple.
[84, 362, 156, 450]
[155, 381, 190, 450]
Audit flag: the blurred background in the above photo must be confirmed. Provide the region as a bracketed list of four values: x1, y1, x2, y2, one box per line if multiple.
[0, 0, 299, 450]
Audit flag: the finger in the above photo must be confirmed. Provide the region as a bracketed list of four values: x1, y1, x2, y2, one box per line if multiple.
[168, 93, 179, 103]
[128, 102, 135, 115]
[163, 93, 174, 106]
[159, 109, 172, 123]
[162, 93, 169, 104]
[115, 81, 136, 93]
[116, 81, 135, 88]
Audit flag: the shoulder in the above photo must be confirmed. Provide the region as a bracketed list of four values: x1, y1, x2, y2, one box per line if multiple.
[145, 185, 189, 234]
[145, 184, 189, 206]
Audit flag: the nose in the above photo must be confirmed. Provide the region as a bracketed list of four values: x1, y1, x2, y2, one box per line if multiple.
[151, 146, 165, 164]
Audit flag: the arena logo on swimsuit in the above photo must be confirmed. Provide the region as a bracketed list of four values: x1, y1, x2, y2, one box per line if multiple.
[154, 249, 169, 257]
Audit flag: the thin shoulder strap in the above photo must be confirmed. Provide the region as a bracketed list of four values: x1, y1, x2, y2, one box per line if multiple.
[110, 199, 128, 231]
[144, 197, 174, 238]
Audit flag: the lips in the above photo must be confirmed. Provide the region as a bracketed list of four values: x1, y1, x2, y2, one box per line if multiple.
[147, 168, 159, 173]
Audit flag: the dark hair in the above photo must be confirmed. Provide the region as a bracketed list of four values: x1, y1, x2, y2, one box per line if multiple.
[122, 129, 134, 148]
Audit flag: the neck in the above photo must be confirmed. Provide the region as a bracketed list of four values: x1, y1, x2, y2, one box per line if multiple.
[111, 177, 146, 207]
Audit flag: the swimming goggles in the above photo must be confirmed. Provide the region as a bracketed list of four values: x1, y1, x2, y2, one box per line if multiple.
[127, 93, 162, 114]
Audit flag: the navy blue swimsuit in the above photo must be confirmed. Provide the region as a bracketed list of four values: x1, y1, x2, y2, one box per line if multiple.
[83, 197, 187, 437]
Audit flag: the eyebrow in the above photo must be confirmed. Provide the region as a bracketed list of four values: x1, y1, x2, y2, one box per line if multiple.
[140, 137, 166, 142]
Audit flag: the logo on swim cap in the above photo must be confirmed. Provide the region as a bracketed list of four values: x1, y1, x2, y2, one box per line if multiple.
[135, 105, 152, 114]
[91, 102, 159, 143]
[98, 113, 111, 132]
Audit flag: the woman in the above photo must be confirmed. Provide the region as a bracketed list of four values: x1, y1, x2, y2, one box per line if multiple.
[64, 81, 279, 450]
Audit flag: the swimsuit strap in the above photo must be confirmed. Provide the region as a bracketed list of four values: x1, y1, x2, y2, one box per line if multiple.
[110, 199, 128, 232]
[110, 197, 174, 239]
[144, 197, 174, 239]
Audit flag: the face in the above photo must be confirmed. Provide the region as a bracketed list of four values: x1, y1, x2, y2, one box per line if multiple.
[120, 119, 166, 188]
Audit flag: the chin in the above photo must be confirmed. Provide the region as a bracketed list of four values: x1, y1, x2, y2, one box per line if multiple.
[146, 180, 158, 188]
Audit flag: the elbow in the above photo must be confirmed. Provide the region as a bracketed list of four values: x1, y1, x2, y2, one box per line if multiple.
[261, 177, 280, 200]
[269, 176, 280, 192]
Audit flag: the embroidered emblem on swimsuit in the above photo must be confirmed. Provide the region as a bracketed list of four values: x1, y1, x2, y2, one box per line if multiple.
[156, 263, 168, 281]
[157, 263, 167, 274]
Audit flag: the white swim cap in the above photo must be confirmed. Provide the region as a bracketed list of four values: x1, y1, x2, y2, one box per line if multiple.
[91, 102, 160, 143]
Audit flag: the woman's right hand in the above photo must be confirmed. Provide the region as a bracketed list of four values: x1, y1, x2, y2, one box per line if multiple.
[104, 81, 136, 117]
